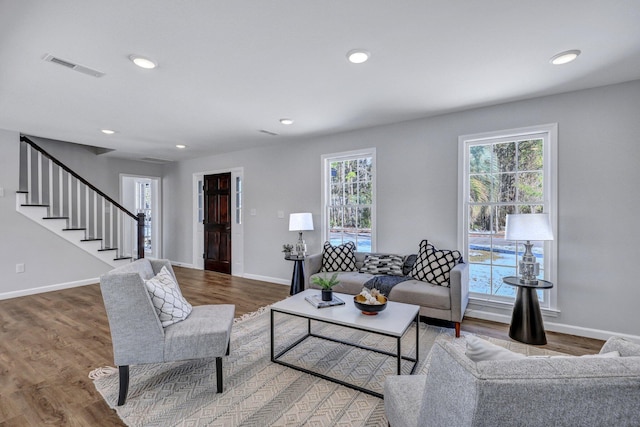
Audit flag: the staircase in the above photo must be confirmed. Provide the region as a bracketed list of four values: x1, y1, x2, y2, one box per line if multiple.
[16, 136, 144, 268]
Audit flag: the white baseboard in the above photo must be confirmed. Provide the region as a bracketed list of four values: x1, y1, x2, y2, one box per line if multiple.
[243, 273, 289, 286]
[170, 260, 197, 269]
[0, 277, 98, 300]
[465, 308, 640, 344]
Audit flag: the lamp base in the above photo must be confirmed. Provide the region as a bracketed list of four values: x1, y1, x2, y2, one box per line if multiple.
[295, 231, 307, 256]
[518, 241, 539, 285]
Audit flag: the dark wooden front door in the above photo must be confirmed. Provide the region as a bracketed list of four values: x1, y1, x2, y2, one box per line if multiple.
[204, 173, 232, 274]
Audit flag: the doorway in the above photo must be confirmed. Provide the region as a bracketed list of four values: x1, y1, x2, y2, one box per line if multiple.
[204, 172, 232, 274]
[120, 175, 162, 259]
[193, 167, 243, 275]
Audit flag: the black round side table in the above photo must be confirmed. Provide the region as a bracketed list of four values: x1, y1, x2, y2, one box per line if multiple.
[502, 276, 553, 345]
[285, 255, 306, 295]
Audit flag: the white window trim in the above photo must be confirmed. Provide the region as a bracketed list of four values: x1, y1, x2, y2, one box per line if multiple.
[458, 124, 558, 310]
[321, 148, 377, 252]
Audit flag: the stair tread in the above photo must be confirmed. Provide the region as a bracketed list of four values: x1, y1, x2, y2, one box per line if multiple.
[43, 216, 69, 220]
[16, 190, 28, 194]
[98, 248, 118, 251]
[113, 256, 132, 261]
[62, 228, 86, 231]
[21, 204, 50, 207]
[81, 238, 102, 242]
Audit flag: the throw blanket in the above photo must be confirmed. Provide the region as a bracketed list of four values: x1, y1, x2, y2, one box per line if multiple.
[363, 275, 413, 296]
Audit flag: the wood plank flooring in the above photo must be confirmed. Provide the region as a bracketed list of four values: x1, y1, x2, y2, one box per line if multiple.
[0, 266, 604, 426]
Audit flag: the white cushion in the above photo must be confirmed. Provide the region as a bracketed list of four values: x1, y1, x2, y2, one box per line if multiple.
[466, 335, 621, 362]
[145, 266, 193, 327]
[465, 335, 526, 362]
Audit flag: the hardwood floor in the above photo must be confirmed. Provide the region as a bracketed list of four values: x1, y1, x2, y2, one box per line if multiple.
[0, 266, 604, 426]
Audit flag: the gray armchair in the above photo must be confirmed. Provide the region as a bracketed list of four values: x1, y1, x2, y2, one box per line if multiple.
[100, 258, 235, 405]
[384, 336, 640, 426]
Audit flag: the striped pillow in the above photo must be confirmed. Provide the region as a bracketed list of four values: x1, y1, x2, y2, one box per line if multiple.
[360, 254, 404, 276]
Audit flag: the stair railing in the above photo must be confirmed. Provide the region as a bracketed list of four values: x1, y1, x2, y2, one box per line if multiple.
[19, 136, 145, 260]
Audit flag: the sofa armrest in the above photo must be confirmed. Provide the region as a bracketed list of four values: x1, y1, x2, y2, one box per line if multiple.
[448, 261, 469, 323]
[303, 253, 323, 289]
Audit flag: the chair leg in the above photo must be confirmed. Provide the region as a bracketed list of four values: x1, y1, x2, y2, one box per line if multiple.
[455, 322, 461, 338]
[117, 365, 129, 406]
[215, 357, 223, 393]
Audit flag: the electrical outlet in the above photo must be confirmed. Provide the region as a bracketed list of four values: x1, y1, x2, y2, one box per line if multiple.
[16, 263, 25, 273]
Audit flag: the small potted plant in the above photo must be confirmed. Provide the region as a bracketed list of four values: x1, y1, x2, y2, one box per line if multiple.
[311, 272, 340, 301]
[282, 244, 293, 257]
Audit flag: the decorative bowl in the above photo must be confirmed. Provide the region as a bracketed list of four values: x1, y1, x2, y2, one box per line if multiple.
[353, 294, 387, 315]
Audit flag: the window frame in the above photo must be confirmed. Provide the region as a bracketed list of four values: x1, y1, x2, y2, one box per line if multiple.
[321, 148, 377, 253]
[458, 124, 558, 310]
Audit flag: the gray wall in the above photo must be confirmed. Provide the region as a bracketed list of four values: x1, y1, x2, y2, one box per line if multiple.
[1, 80, 638, 339]
[164, 80, 640, 339]
[0, 131, 164, 297]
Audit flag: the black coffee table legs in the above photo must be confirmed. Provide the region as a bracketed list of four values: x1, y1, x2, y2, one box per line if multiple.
[509, 287, 547, 345]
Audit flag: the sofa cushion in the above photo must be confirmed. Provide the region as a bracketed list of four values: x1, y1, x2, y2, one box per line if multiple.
[359, 253, 404, 275]
[145, 266, 193, 327]
[410, 240, 461, 287]
[402, 254, 418, 276]
[321, 241, 357, 272]
[309, 271, 373, 295]
[388, 279, 451, 310]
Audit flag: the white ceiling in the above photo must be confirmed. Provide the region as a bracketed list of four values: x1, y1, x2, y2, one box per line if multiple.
[1, 0, 640, 162]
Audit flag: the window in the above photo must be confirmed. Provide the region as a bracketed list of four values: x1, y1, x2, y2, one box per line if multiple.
[322, 148, 376, 252]
[235, 176, 242, 224]
[459, 125, 557, 308]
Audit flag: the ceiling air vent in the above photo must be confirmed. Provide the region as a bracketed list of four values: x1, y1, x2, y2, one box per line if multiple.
[140, 157, 171, 164]
[43, 54, 105, 78]
[259, 129, 278, 136]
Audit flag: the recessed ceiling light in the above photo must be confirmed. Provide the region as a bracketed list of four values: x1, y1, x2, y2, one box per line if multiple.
[101, 129, 115, 135]
[129, 54, 157, 69]
[176, 144, 186, 149]
[550, 49, 581, 65]
[347, 49, 370, 64]
[279, 118, 294, 125]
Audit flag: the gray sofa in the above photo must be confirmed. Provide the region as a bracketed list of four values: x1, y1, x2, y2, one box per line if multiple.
[384, 335, 640, 426]
[304, 251, 469, 337]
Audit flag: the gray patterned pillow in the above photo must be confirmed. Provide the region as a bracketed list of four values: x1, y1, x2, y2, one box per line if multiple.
[144, 266, 193, 327]
[410, 240, 462, 287]
[321, 241, 356, 272]
[360, 254, 404, 276]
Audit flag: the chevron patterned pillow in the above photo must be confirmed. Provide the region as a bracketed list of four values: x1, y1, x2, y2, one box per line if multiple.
[410, 240, 462, 287]
[144, 266, 193, 327]
[321, 241, 357, 272]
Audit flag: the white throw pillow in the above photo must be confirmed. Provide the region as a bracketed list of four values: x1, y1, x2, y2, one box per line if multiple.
[465, 335, 526, 362]
[144, 266, 193, 327]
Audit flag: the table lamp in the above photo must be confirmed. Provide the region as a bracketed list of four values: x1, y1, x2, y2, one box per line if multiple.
[505, 213, 554, 285]
[289, 213, 313, 256]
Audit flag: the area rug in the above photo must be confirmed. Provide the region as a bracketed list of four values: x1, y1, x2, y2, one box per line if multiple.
[91, 307, 557, 427]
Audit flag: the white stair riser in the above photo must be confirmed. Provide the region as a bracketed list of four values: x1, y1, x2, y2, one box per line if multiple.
[16, 194, 131, 267]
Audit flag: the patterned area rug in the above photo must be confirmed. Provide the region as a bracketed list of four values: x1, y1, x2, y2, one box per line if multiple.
[91, 307, 557, 426]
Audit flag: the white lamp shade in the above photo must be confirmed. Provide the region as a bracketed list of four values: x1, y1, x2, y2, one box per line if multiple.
[289, 213, 314, 231]
[505, 214, 553, 241]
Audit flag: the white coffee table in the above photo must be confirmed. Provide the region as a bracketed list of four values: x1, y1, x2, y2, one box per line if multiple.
[270, 289, 420, 398]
